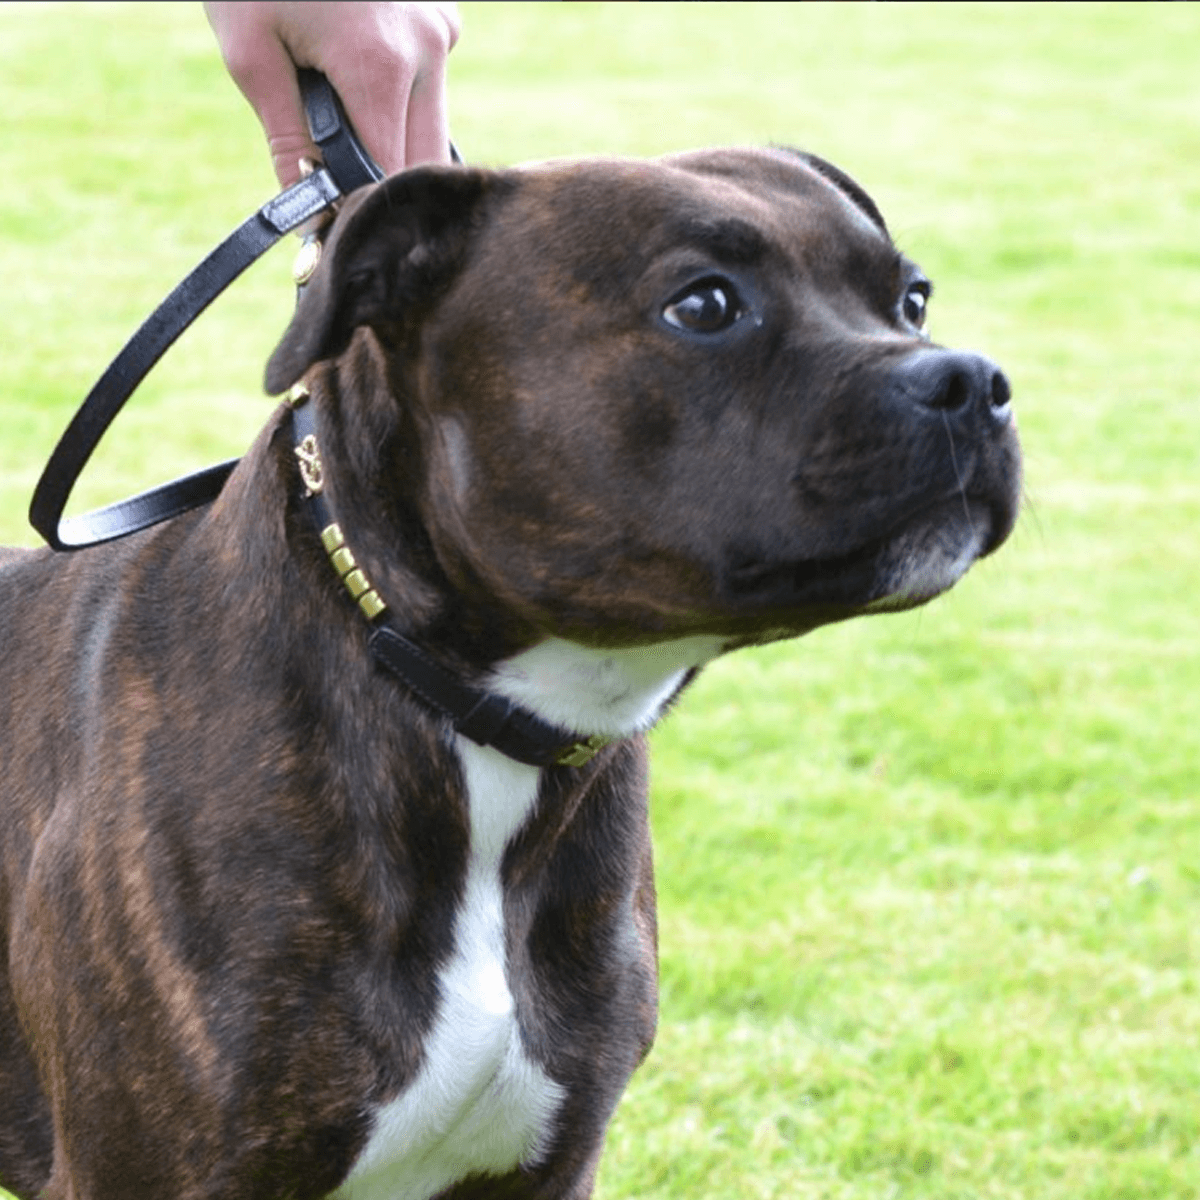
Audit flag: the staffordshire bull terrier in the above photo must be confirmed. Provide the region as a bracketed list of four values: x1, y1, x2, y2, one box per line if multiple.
[0, 146, 1021, 1200]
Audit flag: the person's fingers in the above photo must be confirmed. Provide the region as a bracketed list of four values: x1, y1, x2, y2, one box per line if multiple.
[322, 46, 418, 177]
[207, 2, 461, 184]
[205, 3, 317, 187]
[235, 46, 317, 188]
[325, 5, 459, 173]
[404, 58, 454, 167]
[407, 3, 461, 166]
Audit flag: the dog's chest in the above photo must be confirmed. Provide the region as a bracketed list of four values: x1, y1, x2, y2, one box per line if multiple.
[337, 739, 564, 1200]
[336, 638, 720, 1199]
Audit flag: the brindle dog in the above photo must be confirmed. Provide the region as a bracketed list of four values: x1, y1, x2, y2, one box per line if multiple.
[0, 148, 1020, 1200]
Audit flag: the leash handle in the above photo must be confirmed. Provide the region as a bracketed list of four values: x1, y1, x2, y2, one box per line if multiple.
[28, 72, 385, 550]
[297, 68, 386, 188]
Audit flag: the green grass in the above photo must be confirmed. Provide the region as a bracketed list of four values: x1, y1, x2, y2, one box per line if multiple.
[2, 3, 1199, 1197]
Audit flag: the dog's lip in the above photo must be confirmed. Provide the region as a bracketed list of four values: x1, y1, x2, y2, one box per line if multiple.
[721, 492, 1003, 612]
[722, 535, 886, 611]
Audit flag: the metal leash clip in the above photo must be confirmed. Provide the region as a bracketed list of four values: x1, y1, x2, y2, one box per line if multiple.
[29, 71, 419, 551]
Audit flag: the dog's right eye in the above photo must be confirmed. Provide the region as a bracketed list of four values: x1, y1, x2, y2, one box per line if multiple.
[662, 279, 742, 334]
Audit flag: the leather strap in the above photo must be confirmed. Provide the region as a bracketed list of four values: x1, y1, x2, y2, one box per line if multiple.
[29, 71, 385, 550]
[369, 625, 614, 768]
[301, 67, 386, 188]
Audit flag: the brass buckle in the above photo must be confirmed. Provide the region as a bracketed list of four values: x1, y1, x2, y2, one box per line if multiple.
[555, 734, 614, 768]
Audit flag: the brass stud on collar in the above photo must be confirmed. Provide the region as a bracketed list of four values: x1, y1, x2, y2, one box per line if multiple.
[358, 590, 388, 620]
[320, 523, 346, 555]
[330, 546, 357, 577]
[285, 380, 310, 408]
[342, 569, 371, 600]
[319, 523, 389, 620]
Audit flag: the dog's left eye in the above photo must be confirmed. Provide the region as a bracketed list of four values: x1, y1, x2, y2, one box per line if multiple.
[662, 279, 742, 334]
[902, 281, 931, 329]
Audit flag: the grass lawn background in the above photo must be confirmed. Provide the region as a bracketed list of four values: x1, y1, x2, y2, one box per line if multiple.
[1, 3, 1198, 1197]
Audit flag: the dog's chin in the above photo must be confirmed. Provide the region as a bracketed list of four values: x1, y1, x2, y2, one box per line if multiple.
[721, 497, 995, 632]
[859, 499, 992, 614]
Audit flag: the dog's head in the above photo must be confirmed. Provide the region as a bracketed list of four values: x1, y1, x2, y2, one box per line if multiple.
[266, 148, 1021, 651]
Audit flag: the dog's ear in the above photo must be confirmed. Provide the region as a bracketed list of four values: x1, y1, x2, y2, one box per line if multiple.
[779, 148, 890, 241]
[265, 166, 497, 394]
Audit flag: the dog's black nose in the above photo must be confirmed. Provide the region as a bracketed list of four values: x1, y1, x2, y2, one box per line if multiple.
[892, 349, 1012, 422]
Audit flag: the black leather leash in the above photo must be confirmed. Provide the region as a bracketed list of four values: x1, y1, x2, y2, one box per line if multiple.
[29, 72, 614, 769]
[29, 69, 382, 551]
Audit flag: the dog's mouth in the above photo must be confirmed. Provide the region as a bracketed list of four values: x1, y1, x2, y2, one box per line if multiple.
[721, 495, 1001, 619]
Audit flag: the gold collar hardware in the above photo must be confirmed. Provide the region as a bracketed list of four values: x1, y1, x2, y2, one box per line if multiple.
[554, 733, 616, 768]
[320, 523, 388, 621]
[292, 238, 322, 286]
[294, 434, 325, 497]
[285, 378, 385, 619]
[285, 380, 310, 407]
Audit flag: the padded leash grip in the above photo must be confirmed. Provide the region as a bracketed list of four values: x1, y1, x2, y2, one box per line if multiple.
[296, 68, 386, 191]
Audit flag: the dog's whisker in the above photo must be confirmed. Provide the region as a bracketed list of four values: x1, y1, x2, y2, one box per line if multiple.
[942, 408, 976, 536]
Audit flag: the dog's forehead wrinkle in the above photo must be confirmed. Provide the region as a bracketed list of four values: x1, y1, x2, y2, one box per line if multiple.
[671, 214, 769, 267]
[770, 147, 891, 239]
[515, 156, 758, 232]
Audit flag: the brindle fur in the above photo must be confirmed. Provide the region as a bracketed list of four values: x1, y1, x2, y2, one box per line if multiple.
[0, 148, 1020, 1199]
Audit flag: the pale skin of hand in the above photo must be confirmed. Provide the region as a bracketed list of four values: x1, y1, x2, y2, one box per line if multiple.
[204, 1, 461, 187]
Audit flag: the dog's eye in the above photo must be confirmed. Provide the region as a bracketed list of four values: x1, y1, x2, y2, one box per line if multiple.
[662, 279, 742, 334]
[902, 281, 931, 329]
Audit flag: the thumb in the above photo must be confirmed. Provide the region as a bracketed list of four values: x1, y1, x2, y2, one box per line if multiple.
[206, 1, 319, 189]
[229, 40, 319, 189]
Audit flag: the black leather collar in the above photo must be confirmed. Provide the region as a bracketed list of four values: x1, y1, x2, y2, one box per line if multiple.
[287, 391, 614, 770]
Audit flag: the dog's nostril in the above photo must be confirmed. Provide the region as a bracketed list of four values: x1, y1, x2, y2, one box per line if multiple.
[930, 369, 972, 413]
[894, 350, 1011, 420]
[990, 370, 1012, 410]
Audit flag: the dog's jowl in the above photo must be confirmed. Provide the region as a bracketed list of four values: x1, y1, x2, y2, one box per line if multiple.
[0, 148, 1020, 1200]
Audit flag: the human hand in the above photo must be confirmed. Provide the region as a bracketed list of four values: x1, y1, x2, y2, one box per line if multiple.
[205, 1, 460, 188]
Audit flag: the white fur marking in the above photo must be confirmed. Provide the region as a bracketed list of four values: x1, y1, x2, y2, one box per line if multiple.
[340, 636, 723, 1199]
[865, 513, 989, 612]
[339, 744, 563, 1200]
[488, 635, 724, 737]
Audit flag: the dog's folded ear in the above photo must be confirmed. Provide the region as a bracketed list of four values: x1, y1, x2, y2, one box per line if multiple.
[265, 167, 498, 395]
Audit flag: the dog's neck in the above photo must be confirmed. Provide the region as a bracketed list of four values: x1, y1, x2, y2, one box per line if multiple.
[246, 372, 724, 765]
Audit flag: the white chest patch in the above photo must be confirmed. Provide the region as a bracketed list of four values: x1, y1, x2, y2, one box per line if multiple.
[339, 636, 724, 1200]
[338, 742, 561, 1200]
[488, 635, 724, 738]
